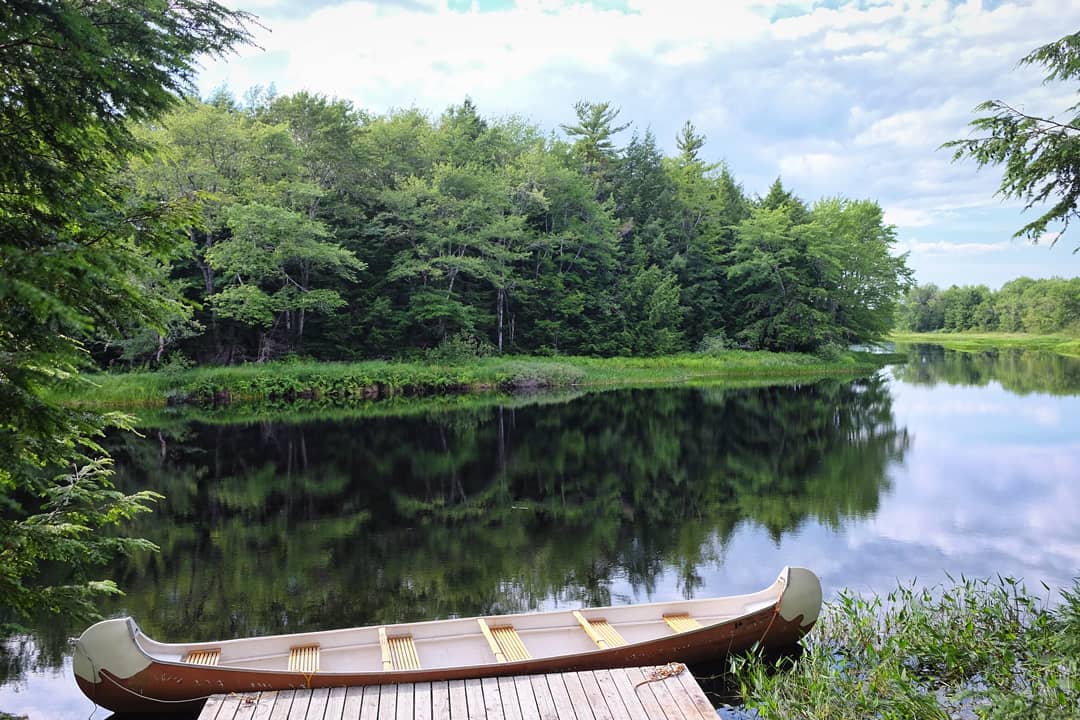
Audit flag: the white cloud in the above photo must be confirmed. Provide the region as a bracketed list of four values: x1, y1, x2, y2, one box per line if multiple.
[894, 239, 1010, 256]
[884, 206, 936, 228]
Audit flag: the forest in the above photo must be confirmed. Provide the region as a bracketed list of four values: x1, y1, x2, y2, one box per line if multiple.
[896, 277, 1080, 334]
[108, 91, 912, 366]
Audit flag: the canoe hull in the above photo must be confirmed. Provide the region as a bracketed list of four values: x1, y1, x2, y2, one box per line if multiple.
[75, 608, 810, 713]
[75, 567, 821, 714]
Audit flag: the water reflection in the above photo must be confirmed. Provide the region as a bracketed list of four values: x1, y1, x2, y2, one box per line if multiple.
[894, 344, 1080, 395]
[102, 376, 904, 644]
[5, 346, 1080, 718]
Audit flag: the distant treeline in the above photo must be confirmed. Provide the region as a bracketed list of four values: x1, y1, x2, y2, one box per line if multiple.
[896, 277, 1080, 334]
[110, 91, 911, 366]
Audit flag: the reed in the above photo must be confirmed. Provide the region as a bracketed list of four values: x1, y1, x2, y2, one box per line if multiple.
[732, 576, 1080, 719]
[49, 350, 890, 410]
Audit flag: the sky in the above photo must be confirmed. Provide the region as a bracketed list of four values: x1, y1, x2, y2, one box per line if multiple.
[195, 0, 1080, 289]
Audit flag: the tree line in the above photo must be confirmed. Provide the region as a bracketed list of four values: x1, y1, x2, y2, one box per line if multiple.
[896, 277, 1080, 334]
[111, 92, 912, 365]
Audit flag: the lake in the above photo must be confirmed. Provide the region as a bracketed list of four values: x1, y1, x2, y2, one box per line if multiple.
[3, 346, 1079, 718]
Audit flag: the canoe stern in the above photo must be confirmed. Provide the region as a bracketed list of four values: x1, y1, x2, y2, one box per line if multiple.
[74, 617, 152, 685]
[777, 566, 823, 629]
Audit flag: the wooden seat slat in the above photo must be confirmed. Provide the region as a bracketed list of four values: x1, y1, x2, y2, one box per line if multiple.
[478, 619, 531, 662]
[183, 649, 221, 666]
[592, 620, 627, 647]
[663, 613, 703, 633]
[389, 634, 422, 670]
[573, 612, 627, 649]
[289, 644, 320, 673]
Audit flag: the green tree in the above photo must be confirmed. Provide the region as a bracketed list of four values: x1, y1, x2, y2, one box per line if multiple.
[899, 284, 946, 332]
[726, 206, 827, 351]
[945, 30, 1080, 247]
[383, 164, 529, 348]
[0, 0, 252, 622]
[560, 100, 629, 200]
[805, 198, 912, 343]
[208, 203, 365, 360]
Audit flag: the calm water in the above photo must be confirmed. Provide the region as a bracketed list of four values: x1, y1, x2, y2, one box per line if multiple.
[3, 346, 1079, 718]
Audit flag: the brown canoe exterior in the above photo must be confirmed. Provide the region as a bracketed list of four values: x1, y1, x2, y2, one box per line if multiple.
[75, 605, 813, 714]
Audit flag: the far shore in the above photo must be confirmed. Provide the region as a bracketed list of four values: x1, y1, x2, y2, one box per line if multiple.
[891, 331, 1080, 357]
[50, 349, 898, 411]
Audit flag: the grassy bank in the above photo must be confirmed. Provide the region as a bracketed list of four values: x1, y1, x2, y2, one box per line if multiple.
[892, 331, 1080, 357]
[51, 350, 894, 410]
[733, 577, 1079, 719]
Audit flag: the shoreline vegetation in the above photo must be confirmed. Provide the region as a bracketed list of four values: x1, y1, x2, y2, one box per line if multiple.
[732, 577, 1080, 720]
[50, 349, 896, 411]
[891, 331, 1080, 357]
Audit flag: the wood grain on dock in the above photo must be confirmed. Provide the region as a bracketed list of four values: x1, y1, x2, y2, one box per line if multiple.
[198, 666, 718, 720]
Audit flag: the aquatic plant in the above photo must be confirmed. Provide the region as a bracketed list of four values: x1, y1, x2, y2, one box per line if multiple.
[732, 576, 1080, 719]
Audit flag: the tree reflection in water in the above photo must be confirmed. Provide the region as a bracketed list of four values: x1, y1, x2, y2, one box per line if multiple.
[101, 376, 906, 643]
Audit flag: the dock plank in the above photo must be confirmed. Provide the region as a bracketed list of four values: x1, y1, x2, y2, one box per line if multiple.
[413, 682, 433, 720]
[287, 688, 312, 720]
[197, 667, 714, 720]
[513, 673, 542, 720]
[324, 687, 348, 720]
[396, 683, 415, 720]
[636, 672, 684, 720]
[529, 675, 559, 720]
[497, 675, 523, 720]
[606, 669, 650, 720]
[306, 687, 330, 720]
[544, 673, 577, 720]
[378, 683, 398, 720]
[481, 677, 505, 720]
[233, 692, 265, 720]
[202, 694, 227, 720]
[560, 672, 594, 720]
[576, 671, 614, 720]
[449, 679, 469, 719]
[267, 689, 296, 720]
[675, 670, 715, 720]
[465, 678, 486, 720]
[250, 690, 281, 720]
[660, 673, 706, 720]
[431, 681, 451, 720]
[360, 683, 380, 720]
[594, 671, 632, 720]
[341, 686, 365, 720]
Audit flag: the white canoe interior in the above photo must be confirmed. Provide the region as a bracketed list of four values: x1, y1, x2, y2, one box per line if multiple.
[134, 574, 786, 675]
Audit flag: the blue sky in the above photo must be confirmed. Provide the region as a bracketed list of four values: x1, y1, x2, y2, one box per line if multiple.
[197, 0, 1080, 289]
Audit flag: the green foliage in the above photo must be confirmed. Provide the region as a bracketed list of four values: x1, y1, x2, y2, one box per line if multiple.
[697, 331, 736, 355]
[945, 30, 1080, 247]
[734, 577, 1080, 719]
[0, 0, 252, 623]
[426, 332, 497, 363]
[896, 277, 1080, 336]
[114, 93, 911, 363]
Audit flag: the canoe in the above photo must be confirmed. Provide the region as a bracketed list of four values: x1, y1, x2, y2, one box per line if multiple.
[74, 566, 821, 713]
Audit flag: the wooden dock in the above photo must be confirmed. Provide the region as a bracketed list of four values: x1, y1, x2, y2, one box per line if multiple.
[198, 665, 718, 720]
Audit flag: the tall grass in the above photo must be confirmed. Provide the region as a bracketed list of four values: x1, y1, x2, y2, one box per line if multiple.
[50, 350, 891, 410]
[892, 331, 1080, 357]
[732, 577, 1080, 719]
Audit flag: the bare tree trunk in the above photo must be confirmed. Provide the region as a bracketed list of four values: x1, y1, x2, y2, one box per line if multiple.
[298, 264, 310, 348]
[496, 287, 505, 353]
